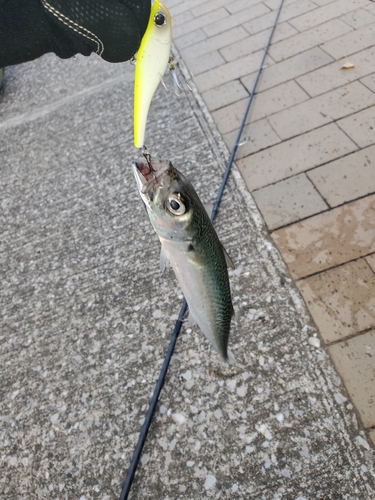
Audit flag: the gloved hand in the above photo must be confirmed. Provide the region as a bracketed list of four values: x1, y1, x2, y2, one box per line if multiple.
[0, 0, 151, 67]
[41, 0, 151, 62]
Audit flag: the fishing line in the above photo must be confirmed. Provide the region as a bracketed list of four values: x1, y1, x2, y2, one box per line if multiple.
[119, 0, 285, 497]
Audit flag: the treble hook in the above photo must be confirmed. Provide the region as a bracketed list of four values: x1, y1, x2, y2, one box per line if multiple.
[168, 56, 182, 98]
[140, 145, 155, 176]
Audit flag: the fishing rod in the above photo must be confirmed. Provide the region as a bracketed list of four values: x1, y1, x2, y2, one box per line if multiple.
[119, 300, 187, 500]
[119, 0, 285, 497]
[211, 0, 285, 222]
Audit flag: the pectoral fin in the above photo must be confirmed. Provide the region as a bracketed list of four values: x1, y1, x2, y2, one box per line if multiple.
[160, 246, 169, 274]
[187, 244, 204, 267]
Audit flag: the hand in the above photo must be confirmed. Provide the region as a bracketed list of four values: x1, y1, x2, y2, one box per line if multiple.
[42, 0, 151, 62]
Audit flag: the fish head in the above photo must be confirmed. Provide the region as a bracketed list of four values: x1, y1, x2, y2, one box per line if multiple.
[132, 160, 197, 241]
[149, 1, 172, 45]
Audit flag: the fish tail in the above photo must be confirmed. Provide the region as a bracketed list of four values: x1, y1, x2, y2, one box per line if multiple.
[226, 349, 236, 365]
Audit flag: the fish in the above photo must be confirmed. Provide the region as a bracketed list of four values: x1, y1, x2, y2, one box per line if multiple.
[134, 1, 172, 149]
[132, 160, 235, 364]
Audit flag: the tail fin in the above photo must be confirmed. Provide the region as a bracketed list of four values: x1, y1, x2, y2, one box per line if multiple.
[226, 349, 236, 365]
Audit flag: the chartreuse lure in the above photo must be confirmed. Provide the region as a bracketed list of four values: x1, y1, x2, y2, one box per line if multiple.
[134, 1, 172, 149]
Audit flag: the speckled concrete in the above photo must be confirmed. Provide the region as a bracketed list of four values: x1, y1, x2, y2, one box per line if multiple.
[1, 52, 374, 500]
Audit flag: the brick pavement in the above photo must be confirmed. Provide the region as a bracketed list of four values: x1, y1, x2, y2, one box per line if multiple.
[170, 0, 375, 447]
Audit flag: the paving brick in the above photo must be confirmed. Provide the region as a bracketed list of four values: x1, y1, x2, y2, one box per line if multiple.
[211, 98, 249, 135]
[202, 80, 249, 112]
[222, 119, 281, 158]
[328, 330, 375, 428]
[308, 145, 375, 207]
[268, 19, 352, 62]
[174, 29, 207, 51]
[173, 9, 194, 28]
[236, 123, 357, 191]
[203, 3, 271, 38]
[363, 2, 375, 16]
[168, 0, 220, 16]
[297, 260, 375, 344]
[321, 22, 375, 60]
[173, 8, 229, 39]
[263, 0, 300, 10]
[269, 100, 330, 140]
[278, 0, 318, 22]
[289, 0, 366, 32]
[195, 50, 272, 93]
[183, 50, 225, 76]
[221, 33, 269, 63]
[244, 0, 317, 35]
[192, 0, 233, 18]
[367, 253, 375, 274]
[209, 80, 308, 135]
[169, 2, 192, 16]
[309, 0, 336, 5]
[252, 174, 328, 230]
[268, 81, 375, 140]
[166, 0, 184, 7]
[271, 20, 300, 42]
[360, 72, 375, 93]
[250, 80, 310, 122]
[340, 8, 375, 29]
[272, 194, 375, 279]
[221, 22, 298, 62]
[296, 46, 375, 97]
[180, 26, 249, 60]
[164, 0, 182, 8]
[227, 0, 266, 15]
[242, 47, 333, 93]
[337, 105, 375, 149]
[243, 11, 283, 35]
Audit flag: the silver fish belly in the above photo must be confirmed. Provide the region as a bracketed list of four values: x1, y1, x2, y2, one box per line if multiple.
[132, 160, 234, 363]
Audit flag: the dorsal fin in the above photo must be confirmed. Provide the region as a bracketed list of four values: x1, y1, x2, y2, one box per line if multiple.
[204, 203, 214, 217]
[222, 244, 235, 270]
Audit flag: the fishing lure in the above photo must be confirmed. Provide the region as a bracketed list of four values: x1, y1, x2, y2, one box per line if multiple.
[134, 1, 172, 149]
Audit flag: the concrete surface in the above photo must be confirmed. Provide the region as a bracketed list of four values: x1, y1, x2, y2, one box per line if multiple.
[1, 3, 375, 500]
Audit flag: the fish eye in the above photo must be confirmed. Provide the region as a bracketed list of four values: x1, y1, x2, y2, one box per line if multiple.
[166, 193, 186, 216]
[154, 12, 166, 27]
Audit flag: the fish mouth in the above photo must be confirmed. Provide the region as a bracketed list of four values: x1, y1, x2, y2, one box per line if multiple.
[135, 161, 155, 182]
[132, 160, 170, 194]
[132, 161, 154, 197]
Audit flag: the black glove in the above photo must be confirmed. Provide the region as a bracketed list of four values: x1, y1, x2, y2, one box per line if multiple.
[0, 0, 150, 67]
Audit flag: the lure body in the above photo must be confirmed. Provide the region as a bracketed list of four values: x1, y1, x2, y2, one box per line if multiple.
[134, 1, 172, 149]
